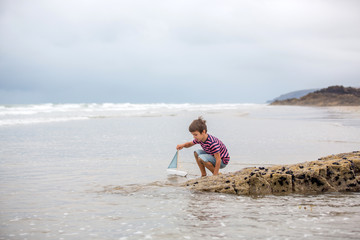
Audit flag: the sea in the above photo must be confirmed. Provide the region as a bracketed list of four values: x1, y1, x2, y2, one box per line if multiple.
[0, 103, 359, 240]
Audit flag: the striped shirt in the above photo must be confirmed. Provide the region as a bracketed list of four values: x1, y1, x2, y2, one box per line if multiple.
[193, 134, 230, 164]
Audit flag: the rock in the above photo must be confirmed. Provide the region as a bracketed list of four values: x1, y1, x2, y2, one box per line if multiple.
[184, 151, 360, 195]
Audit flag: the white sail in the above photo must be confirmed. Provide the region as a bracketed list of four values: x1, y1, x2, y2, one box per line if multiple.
[166, 150, 187, 177]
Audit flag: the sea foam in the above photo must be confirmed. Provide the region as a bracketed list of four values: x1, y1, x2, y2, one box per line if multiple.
[0, 103, 259, 126]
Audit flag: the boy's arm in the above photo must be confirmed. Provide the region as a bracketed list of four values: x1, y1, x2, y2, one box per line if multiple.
[176, 141, 194, 150]
[213, 152, 221, 175]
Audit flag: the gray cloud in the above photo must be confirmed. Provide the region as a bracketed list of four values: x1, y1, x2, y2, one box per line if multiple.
[1, 0, 360, 103]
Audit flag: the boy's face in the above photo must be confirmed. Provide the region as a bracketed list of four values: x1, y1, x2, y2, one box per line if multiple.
[191, 130, 207, 142]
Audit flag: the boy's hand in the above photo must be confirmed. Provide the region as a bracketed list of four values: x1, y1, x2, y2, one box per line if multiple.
[176, 144, 184, 150]
[176, 141, 194, 150]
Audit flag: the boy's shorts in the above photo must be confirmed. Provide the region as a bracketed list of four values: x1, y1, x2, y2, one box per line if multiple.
[195, 149, 227, 169]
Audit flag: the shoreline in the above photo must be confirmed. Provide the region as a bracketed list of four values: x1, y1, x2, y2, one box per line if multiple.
[269, 105, 360, 111]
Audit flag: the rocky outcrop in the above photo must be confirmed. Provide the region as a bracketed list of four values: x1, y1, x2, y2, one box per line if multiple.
[184, 151, 360, 195]
[271, 86, 360, 106]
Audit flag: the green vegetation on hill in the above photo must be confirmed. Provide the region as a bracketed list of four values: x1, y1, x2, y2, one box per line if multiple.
[271, 86, 360, 106]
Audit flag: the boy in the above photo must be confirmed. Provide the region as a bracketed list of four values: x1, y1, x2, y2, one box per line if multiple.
[176, 117, 230, 176]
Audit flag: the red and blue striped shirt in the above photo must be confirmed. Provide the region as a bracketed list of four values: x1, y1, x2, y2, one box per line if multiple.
[193, 134, 230, 164]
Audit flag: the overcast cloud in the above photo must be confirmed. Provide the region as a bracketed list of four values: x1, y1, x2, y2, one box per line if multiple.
[1, 0, 359, 104]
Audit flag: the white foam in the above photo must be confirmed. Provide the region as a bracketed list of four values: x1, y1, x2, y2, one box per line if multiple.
[0, 103, 262, 126]
[0, 117, 88, 126]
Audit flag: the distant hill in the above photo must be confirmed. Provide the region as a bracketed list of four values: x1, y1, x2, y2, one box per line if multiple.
[270, 85, 360, 106]
[268, 89, 319, 103]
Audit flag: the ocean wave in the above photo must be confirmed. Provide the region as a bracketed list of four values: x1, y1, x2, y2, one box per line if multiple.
[0, 103, 262, 126]
[0, 117, 89, 126]
[0, 103, 260, 115]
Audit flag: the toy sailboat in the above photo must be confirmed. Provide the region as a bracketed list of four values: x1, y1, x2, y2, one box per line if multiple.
[166, 150, 187, 177]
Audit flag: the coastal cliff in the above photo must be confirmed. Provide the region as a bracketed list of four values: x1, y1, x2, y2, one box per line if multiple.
[270, 86, 360, 106]
[184, 151, 360, 195]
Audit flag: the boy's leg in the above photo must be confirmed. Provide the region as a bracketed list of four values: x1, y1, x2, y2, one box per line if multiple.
[203, 161, 215, 174]
[194, 151, 207, 177]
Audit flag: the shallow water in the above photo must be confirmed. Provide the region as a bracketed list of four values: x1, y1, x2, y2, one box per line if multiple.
[0, 104, 359, 239]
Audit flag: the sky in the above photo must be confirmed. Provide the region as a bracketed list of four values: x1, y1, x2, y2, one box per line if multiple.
[0, 0, 360, 104]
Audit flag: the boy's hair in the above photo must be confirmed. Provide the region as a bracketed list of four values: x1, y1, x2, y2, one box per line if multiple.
[189, 116, 207, 133]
